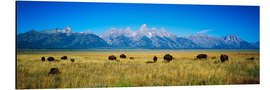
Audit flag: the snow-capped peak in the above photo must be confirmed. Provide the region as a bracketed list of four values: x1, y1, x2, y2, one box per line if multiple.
[39, 26, 74, 34]
[139, 24, 148, 31]
[99, 24, 179, 43]
[63, 26, 72, 33]
[64, 26, 72, 31]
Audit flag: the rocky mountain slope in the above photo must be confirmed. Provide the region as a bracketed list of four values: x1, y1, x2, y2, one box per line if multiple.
[17, 25, 259, 49]
[17, 26, 108, 49]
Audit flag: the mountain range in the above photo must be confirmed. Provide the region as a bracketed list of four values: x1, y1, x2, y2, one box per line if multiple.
[17, 25, 259, 49]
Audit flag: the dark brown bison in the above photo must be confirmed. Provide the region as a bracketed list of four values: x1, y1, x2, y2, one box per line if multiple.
[61, 56, 68, 60]
[41, 56, 45, 62]
[70, 58, 75, 62]
[246, 57, 255, 60]
[220, 54, 229, 62]
[47, 57, 55, 61]
[48, 68, 60, 75]
[196, 54, 207, 59]
[108, 55, 117, 60]
[129, 57, 134, 60]
[164, 54, 173, 62]
[145, 61, 155, 64]
[120, 54, 127, 59]
[145, 56, 158, 64]
[153, 56, 158, 62]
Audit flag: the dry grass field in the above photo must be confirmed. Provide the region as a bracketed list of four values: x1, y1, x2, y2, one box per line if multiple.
[16, 49, 259, 89]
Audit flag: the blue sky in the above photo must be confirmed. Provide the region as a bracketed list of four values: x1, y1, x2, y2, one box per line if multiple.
[17, 1, 259, 42]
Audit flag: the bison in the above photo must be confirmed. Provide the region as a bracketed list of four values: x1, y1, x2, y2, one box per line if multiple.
[61, 56, 68, 60]
[153, 56, 158, 62]
[70, 58, 75, 62]
[108, 55, 117, 60]
[246, 57, 255, 60]
[47, 57, 55, 61]
[41, 56, 45, 62]
[220, 54, 229, 62]
[48, 68, 60, 75]
[129, 57, 134, 60]
[196, 54, 207, 59]
[164, 54, 173, 62]
[120, 54, 127, 59]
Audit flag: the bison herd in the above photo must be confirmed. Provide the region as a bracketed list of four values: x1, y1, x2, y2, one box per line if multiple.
[107, 53, 231, 63]
[41, 53, 256, 75]
[195, 54, 229, 63]
[41, 54, 234, 64]
[41, 56, 74, 75]
[41, 56, 75, 62]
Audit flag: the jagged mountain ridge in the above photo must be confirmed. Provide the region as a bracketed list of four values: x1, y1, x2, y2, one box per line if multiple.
[17, 25, 259, 49]
[17, 26, 108, 49]
[99, 24, 197, 49]
[183, 33, 257, 49]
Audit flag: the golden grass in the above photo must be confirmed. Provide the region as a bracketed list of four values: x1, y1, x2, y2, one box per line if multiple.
[16, 50, 259, 88]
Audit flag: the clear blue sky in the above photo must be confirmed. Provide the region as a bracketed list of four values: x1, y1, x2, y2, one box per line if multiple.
[16, 1, 259, 42]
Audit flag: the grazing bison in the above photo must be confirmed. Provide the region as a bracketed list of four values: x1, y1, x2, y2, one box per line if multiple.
[108, 55, 117, 60]
[70, 58, 75, 62]
[196, 54, 207, 59]
[153, 56, 158, 62]
[129, 57, 134, 60]
[120, 54, 127, 59]
[246, 57, 255, 60]
[61, 56, 68, 60]
[48, 68, 60, 75]
[220, 54, 229, 62]
[145, 61, 155, 64]
[41, 56, 45, 62]
[47, 57, 55, 61]
[164, 54, 173, 62]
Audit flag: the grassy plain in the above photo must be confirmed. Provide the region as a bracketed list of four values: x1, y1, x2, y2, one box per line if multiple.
[16, 49, 259, 89]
